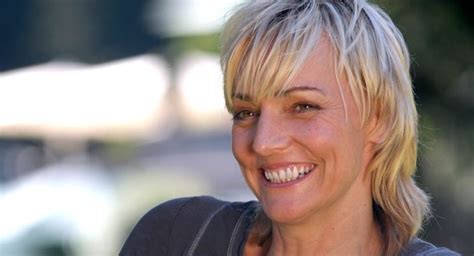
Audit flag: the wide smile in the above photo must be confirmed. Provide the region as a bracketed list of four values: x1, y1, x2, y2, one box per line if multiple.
[261, 164, 315, 185]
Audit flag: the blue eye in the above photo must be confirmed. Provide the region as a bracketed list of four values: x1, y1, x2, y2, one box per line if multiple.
[233, 110, 258, 121]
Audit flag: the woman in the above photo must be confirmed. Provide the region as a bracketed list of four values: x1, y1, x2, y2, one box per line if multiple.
[120, 0, 459, 255]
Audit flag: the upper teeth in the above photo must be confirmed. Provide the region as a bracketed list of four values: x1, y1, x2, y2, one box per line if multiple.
[264, 165, 313, 183]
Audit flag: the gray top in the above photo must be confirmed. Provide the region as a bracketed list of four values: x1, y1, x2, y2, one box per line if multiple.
[120, 196, 459, 256]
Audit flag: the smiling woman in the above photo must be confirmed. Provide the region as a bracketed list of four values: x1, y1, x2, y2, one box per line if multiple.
[120, 1, 460, 255]
[230, 38, 382, 251]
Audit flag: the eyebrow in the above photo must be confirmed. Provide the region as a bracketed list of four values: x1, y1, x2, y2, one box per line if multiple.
[233, 85, 326, 101]
[281, 85, 326, 96]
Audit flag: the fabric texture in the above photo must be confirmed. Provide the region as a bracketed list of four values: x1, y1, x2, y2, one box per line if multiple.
[119, 196, 459, 256]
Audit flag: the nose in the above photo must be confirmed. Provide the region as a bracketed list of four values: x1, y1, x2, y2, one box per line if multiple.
[252, 110, 290, 156]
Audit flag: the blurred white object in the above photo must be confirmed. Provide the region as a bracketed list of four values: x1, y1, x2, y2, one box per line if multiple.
[0, 152, 217, 256]
[0, 55, 170, 140]
[0, 155, 116, 255]
[146, 0, 245, 36]
[177, 52, 230, 130]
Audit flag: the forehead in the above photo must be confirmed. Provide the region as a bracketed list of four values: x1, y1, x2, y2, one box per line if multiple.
[232, 38, 339, 102]
[288, 38, 337, 92]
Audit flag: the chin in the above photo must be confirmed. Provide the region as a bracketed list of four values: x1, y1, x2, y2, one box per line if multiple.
[260, 198, 315, 225]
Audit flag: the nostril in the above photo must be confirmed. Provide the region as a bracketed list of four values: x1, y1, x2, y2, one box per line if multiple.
[251, 133, 274, 156]
[251, 134, 290, 156]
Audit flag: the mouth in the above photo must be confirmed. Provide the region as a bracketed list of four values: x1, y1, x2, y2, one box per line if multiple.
[261, 164, 315, 184]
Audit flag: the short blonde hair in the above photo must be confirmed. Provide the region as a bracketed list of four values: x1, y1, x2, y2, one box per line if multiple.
[220, 0, 430, 255]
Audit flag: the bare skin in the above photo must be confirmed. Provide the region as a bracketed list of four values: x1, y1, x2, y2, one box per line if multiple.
[233, 39, 384, 256]
[244, 187, 383, 256]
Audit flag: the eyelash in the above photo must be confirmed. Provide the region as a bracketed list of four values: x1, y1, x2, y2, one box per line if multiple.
[232, 110, 258, 121]
[293, 103, 320, 112]
[232, 103, 320, 122]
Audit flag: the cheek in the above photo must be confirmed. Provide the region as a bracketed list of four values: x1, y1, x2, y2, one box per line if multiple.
[231, 127, 252, 164]
[232, 127, 259, 196]
[295, 118, 364, 167]
[295, 119, 338, 150]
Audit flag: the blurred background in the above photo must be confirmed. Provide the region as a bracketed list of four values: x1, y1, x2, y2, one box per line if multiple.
[0, 0, 472, 255]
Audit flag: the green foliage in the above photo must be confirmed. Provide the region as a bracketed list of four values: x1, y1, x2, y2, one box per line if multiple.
[374, 0, 473, 108]
[373, 1, 473, 254]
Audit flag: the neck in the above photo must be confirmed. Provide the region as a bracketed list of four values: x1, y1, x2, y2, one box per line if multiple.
[266, 201, 382, 256]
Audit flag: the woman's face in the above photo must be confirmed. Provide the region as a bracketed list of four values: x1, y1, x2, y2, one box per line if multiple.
[231, 39, 378, 224]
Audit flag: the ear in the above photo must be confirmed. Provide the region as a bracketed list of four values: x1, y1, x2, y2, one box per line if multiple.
[366, 114, 386, 145]
[362, 115, 386, 182]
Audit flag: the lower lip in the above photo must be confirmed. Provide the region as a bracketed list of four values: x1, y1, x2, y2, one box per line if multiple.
[261, 168, 315, 188]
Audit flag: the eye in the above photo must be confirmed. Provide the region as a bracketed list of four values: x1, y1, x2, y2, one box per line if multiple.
[293, 103, 320, 113]
[233, 109, 259, 121]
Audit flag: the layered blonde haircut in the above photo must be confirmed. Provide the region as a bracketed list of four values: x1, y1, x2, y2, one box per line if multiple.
[220, 0, 430, 255]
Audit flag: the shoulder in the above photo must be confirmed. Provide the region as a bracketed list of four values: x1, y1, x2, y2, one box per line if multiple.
[146, 196, 256, 223]
[400, 238, 461, 256]
[120, 196, 257, 256]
